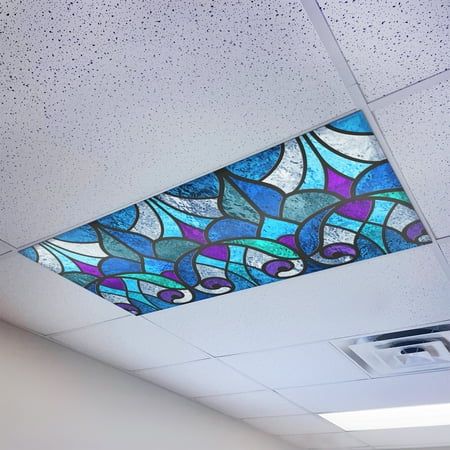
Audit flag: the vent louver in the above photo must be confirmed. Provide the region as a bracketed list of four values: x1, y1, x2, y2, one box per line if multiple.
[333, 324, 450, 377]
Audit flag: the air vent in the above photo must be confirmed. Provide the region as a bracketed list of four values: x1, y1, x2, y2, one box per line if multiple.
[333, 323, 450, 377]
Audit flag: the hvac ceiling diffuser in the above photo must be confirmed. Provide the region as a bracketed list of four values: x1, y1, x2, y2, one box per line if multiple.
[333, 323, 450, 377]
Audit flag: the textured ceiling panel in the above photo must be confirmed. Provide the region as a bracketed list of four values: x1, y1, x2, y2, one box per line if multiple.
[244, 414, 340, 435]
[20, 111, 430, 316]
[197, 391, 306, 419]
[0, 252, 126, 335]
[221, 342, 368, 388]
[282, 432, 366, 449]
[279, 370, 450, 413]
[440, 237, 450, 264]
[0, 0, 353, 247]
[0, 241, 11, 256]
[374, 80, 450, 238]
[1, 2, 449, 448]
[135, 359, 262, 397]
[50, 316, 208, 370]
[147, 244, 448, 355]
[318, 0, 450, 100]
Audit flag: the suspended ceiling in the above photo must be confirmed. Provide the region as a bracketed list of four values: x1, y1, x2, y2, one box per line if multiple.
[0, 1, 449, 449]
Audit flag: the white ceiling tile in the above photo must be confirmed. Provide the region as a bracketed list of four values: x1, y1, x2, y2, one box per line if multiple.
[0, 0, 353, 247]
[147, 245, 449, 355]
[0, 252, 126, 335]
[244, 414, 341, 435]
[352, 426, 450, 448]
[50, 316, 207, 370]
[221, 342, 368, 389]
[317, 0, 450, 100]
[282, 432, 367, 449]
[136, 359, 262, 398]
[0, 241, 12, 256]
[374, 80, 450, 238]
[198, 390, 306, 419]
[439, 238, 450, 264]
[279, 370, 450, 413]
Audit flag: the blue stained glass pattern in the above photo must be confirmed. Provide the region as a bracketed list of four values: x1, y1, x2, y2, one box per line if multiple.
[21, 112, 431, 315]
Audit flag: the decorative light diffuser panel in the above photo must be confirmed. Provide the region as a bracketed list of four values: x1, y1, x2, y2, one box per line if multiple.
[21, 112, 430, 315]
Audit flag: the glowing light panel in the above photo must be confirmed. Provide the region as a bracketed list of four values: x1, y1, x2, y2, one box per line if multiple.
[320, 403, 450, 431]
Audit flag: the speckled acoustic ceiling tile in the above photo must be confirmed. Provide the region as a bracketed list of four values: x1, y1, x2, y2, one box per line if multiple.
[318, 0, 450, 100]
[0, 0, 353, 247]
[374, 80, 450, 238]
[438, 237, 450, 265]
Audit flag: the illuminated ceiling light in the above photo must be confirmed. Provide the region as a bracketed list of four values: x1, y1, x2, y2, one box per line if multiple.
[20, 111, 430, 315]
[320, 403, 450, 431]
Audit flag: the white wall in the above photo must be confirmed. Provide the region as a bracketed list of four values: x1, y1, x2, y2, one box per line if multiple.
[0, 320, 296, 450]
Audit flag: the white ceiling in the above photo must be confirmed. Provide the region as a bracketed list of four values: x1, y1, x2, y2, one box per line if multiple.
[146, 245, 449, 355]
[441, 238, 450, 263]
[374, 80, 450, 238]
[1, 1, 450, 449]
[318, 0, 449, 101]
[0, 252, 127, 335]
[197, 390, 307, 418]
[220, 342, 369, 388]
[49, 315, 209, 370]
[279, 370, 450, 413]
[0, 240, 12, 256]
[0, 0, 353, 248]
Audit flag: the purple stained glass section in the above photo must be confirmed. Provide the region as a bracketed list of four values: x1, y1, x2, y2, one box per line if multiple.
[20, 111, 430, 315]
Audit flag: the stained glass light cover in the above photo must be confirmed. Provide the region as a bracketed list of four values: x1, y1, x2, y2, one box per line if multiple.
[21, 112, 430, 315]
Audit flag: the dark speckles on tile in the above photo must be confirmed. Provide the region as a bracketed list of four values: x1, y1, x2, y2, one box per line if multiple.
[374, 80, 450, 238]
[0, 0, 352, 247]
[438, 237, 450, 265]
[318, 0, 450, 100]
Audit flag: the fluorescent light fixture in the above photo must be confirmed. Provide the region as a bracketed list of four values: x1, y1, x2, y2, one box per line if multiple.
[320, 403, 450, 431]
[20, 111, 430, 316]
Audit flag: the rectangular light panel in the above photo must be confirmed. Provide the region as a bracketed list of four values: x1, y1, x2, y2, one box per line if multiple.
[20, 111, 430, 315]
[320, 403, 450, 431]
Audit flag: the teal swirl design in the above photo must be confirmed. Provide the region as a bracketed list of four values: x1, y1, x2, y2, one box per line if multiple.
[20, 111, 430, 315]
